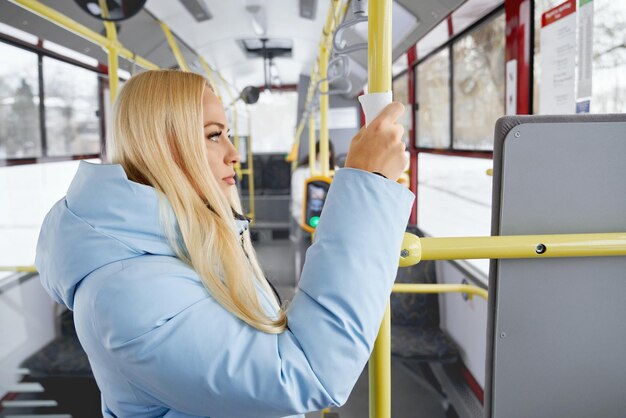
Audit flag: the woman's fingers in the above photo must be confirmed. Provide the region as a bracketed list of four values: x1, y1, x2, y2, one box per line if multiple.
[344, 102, 407, 181]
[371, 102, 405, 126]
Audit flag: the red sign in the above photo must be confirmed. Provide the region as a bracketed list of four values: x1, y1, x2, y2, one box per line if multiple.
[542, 0, 577, 27]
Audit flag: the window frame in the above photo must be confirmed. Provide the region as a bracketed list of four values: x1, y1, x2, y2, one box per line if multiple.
[413, 45, 452, 149]
[398, 4, 505, 156]
[0, 32, 106, 166]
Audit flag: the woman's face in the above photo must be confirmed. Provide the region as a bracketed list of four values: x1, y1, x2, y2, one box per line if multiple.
[202, 87, 240, 196]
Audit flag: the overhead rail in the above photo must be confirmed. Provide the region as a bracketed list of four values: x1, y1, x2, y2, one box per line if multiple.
[199, 56, 222, 100]
[160, 21, 190, 72]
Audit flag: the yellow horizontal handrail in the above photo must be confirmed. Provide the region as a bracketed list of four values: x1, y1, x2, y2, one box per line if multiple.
[400, 232, 626, 266]
[392, 283, 488, 300]
[11, 0, 159, 70]
[0, 266, 37, 273]
[420, 232, 626, 260]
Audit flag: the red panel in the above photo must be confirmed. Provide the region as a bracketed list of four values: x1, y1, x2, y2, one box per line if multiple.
[505, 0, 532, 114]
[417, 148, 493, 159]
[462, 365, 485, 404]
[256, 84, 298, 92]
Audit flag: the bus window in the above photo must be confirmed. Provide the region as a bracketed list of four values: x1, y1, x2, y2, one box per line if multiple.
[0, 42, 41, 159]
[416, 47, 451, 149]
[452, 12, 505, 150]
[417, 153, 492, 276]
[42, 57, 101, 156]
[248, 91, 297, 153]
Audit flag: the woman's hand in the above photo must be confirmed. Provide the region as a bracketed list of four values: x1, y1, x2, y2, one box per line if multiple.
[344, 102, 407, 181]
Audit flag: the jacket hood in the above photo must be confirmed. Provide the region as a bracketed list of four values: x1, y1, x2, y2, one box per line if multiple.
[35, 161, 249, 310]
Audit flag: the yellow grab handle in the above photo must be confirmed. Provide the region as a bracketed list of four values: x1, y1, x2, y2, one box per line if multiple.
[399, 232, 422, 267]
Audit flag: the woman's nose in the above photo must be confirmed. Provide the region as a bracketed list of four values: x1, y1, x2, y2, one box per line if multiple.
[225, 140, 240, 165]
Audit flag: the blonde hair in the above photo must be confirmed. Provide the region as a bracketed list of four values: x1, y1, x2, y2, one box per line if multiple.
[107, 70, 287, 333]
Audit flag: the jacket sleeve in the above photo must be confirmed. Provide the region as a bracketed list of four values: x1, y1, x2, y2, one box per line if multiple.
[95, 168, 415, 418]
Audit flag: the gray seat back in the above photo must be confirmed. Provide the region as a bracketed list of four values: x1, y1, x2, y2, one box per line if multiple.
[485, 114, 626, 418]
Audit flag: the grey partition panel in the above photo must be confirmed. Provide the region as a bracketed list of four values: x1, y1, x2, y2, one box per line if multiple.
[485, 115, 626, 418]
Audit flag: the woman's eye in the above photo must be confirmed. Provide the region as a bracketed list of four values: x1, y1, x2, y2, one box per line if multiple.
[206, 131, 221, 143]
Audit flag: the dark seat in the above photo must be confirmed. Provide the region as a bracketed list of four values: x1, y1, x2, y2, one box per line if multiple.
[390, 226, 458, 363]
[261, 154, 291, 195]
[18, 309, 101, 417]
[21, 335, 92, 379]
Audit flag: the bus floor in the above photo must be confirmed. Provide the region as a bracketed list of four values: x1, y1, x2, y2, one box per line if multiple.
[255, 237, 448, 418]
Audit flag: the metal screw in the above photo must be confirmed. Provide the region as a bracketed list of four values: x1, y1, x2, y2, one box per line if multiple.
[514, 131, 521, 138]
[535, 244, 546, 254]
[400, 249, 409, 258]
[500, 332, 507, 338]
[461, 278, 469, 301]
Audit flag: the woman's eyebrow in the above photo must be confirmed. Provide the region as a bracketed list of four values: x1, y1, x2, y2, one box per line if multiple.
[204, 121, 225, 129]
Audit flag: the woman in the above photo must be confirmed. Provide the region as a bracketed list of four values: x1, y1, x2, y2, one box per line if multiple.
[35, 70, 413, 418]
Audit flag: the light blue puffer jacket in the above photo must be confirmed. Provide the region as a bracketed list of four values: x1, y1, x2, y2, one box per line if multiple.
[35, 161, 414, 418]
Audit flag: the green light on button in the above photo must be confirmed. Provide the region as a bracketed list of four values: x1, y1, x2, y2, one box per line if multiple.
[309, 216, 320, 228]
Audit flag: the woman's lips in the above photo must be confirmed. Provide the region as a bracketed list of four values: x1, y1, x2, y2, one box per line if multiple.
[223, 175, 236, 185]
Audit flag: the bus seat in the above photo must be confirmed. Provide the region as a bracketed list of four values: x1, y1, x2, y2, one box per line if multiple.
[21, 310, 92, 379]
[262, 154, 291, 195]
[18, 309, 101, 416]
[390, 227, 458, 363]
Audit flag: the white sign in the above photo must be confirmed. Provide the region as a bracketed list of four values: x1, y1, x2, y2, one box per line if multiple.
[506, 59, 518, 115]
[539, 0, 577, 114]
[328, 107, 359, 130]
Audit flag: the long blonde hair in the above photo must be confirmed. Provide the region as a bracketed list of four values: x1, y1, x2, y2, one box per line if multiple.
[107, 69, 287, 333]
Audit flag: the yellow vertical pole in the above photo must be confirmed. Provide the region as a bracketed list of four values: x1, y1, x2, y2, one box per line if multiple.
[104, 24, 119, 104]
[319, 41, 330, 177]
[318, 0, 339, 178]
[246, 109, 255, 219]
[290, 122, 305, 171]
[230, 117, 240, 170]
[99, 0, 119, 104]
[368, 0, 393, 417]
[308, 113, 317, 177]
